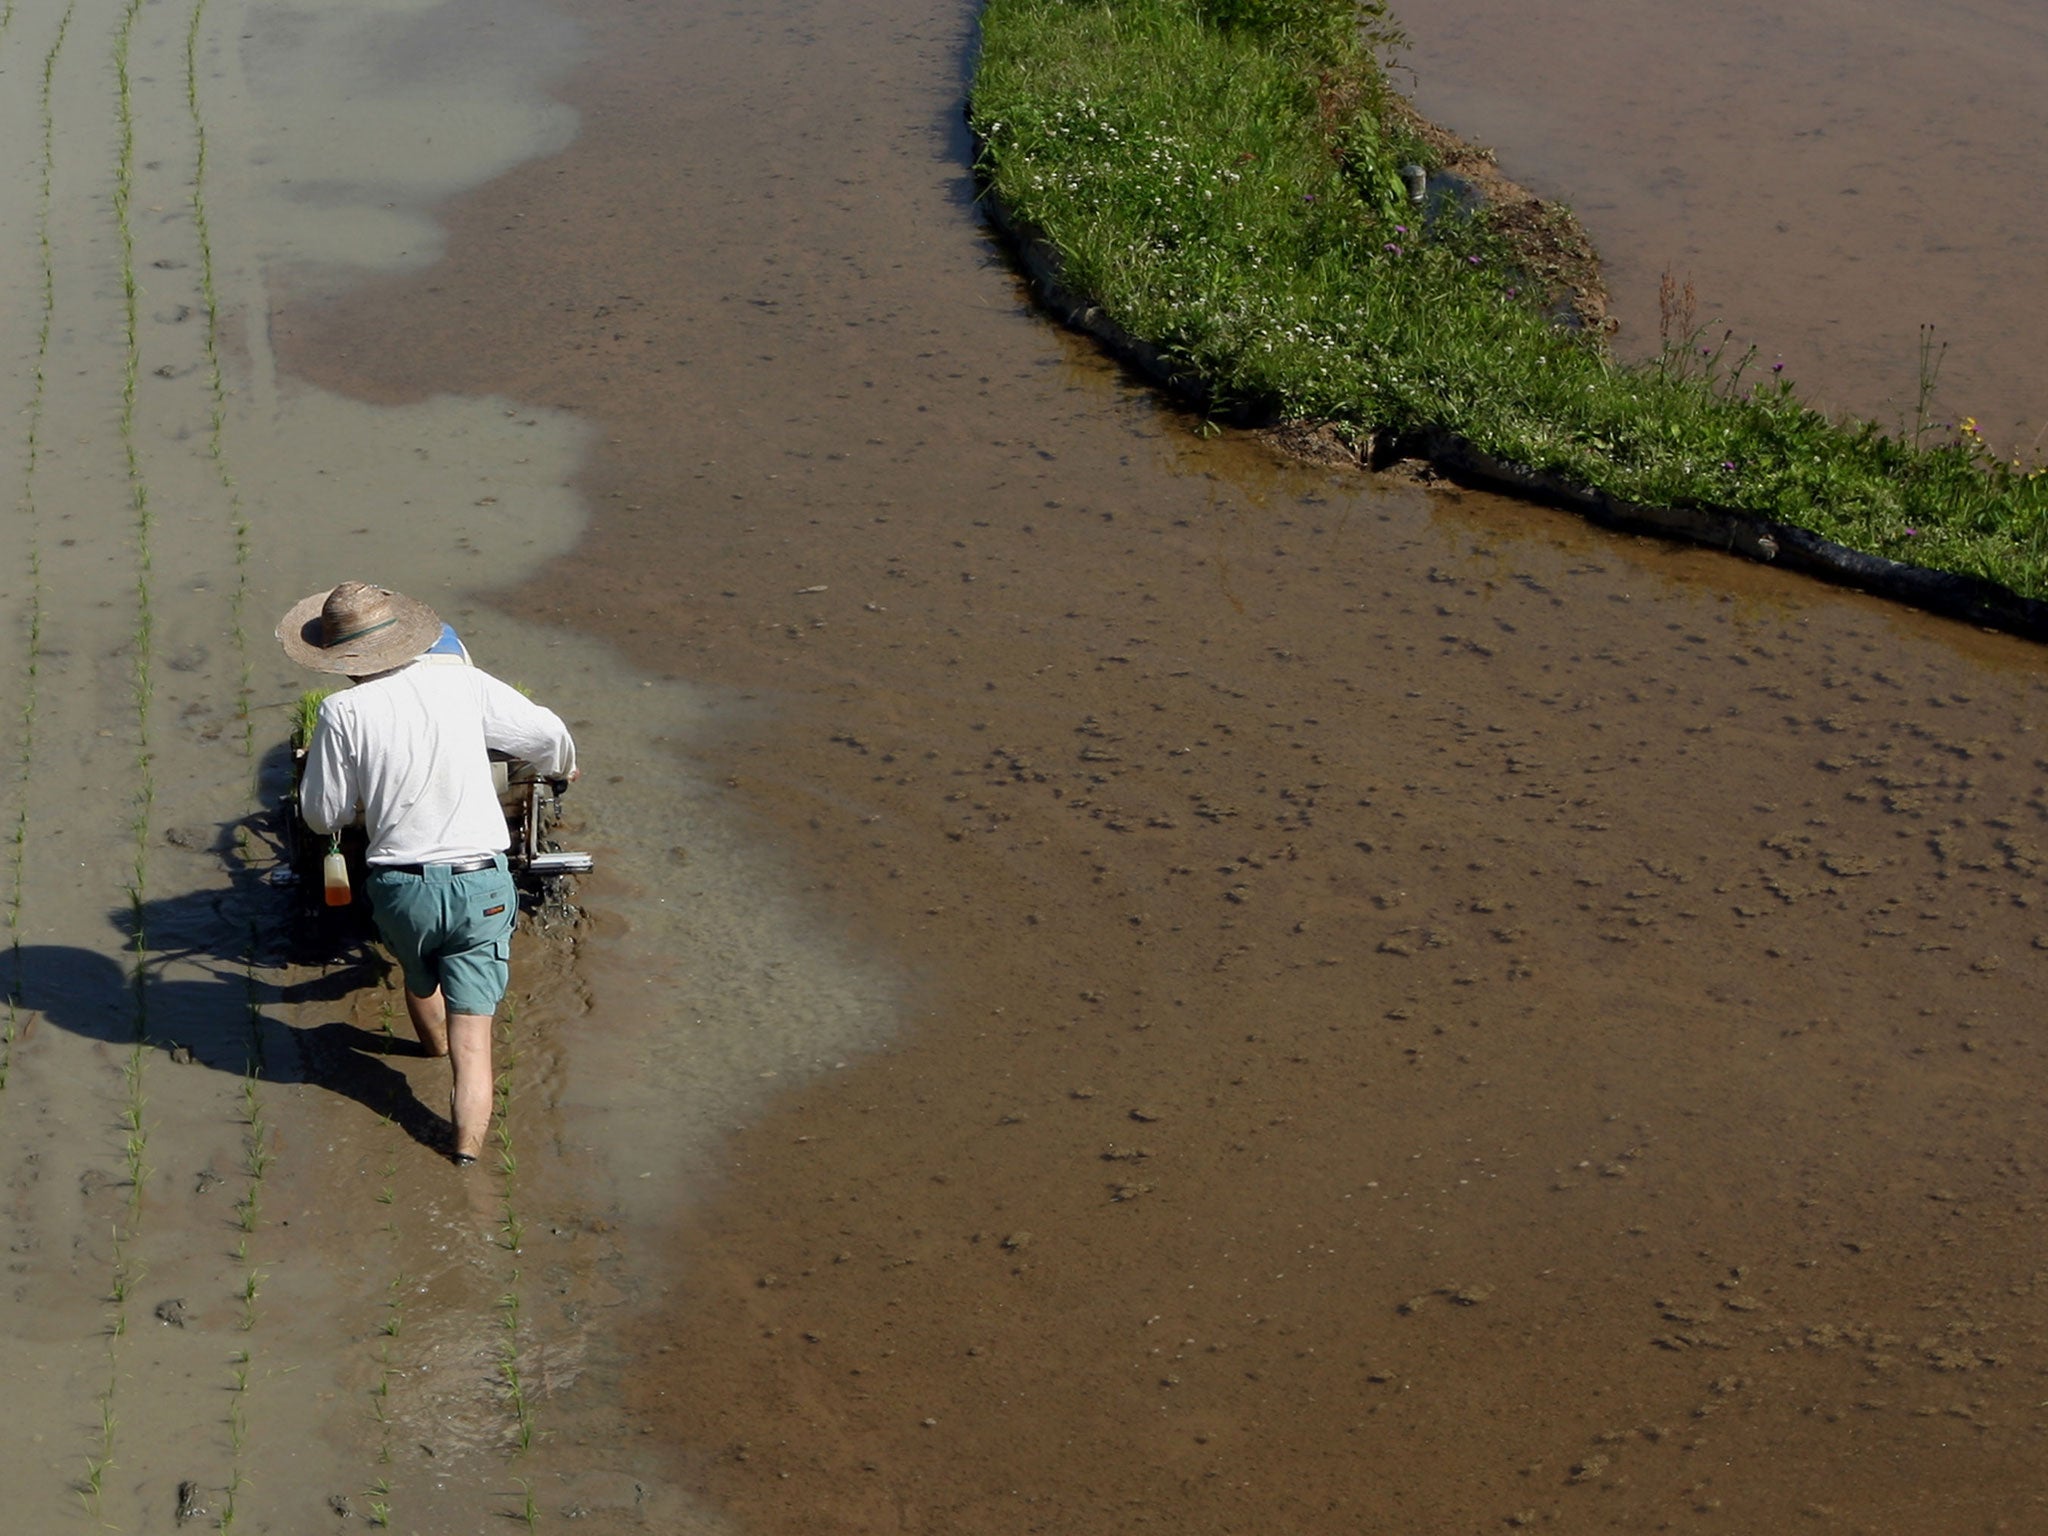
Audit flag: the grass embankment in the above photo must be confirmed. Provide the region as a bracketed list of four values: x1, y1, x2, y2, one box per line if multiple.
[969, 0, 2048, 602]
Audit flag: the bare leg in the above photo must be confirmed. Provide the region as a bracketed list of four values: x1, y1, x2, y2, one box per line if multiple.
[447, 1011, 495, 1162]
[403, 985, 450, 1057]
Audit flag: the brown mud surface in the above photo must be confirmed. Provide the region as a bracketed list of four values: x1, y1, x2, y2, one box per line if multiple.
[1397, 0, 2048, 457]
[1384, 96, 1611, 335]
[261, 0, 2048, 1531]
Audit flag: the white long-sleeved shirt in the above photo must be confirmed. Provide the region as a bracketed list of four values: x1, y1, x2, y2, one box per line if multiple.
[299, 662, 578, 865]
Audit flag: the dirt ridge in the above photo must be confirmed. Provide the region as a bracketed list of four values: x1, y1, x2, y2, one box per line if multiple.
[973, 109, 2048, 644]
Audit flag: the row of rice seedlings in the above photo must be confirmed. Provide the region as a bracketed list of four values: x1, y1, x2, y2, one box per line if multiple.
[1, 2, 74, 1098]
[365, 1255, 408, 1528]
[112, 0, 155, 798]
[219, 1025, 269, 1528]
[82, 1220, 140, 1514]
[181, 0, 272, 1508]
[182, 0, 253, 763]
[362, 1094, 411, 1526]
[235, 1078, 273, 1330]
[494, 1006, 527, 1252]
[366, 1082, 400, 1450]
[110, 0, 153, 1008]
[366, 1003, 403, 1505]
[218, 1344, 251, 1532]
[492, 999, 542, 1505]
[83, 1, 158, 1513]
[111, 0, 157, 1219]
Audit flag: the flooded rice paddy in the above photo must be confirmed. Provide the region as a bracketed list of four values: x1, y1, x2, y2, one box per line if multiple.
[1400, 0, 2048, 456]
[2, 0, 2045, 1531]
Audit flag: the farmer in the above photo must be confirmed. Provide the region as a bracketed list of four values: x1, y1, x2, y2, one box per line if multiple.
[279, 581, 578, 1165]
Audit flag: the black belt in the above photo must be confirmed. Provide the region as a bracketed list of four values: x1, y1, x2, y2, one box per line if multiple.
[376, 855, 499, 876]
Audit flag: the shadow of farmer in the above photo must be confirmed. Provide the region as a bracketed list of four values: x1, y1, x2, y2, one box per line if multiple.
[11, 941, 454, 1154]
[5, 741, 454, 1153]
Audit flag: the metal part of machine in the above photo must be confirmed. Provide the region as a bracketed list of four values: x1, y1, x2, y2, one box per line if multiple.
[282, 747, 593, 919]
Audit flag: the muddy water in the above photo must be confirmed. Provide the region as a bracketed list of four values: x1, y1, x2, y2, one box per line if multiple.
[1, 0, 874, 1529]
[6, 0, 2048, 1532]
[1398, 0, 2048, 454]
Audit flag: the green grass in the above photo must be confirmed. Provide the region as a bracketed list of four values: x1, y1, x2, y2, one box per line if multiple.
[291, 688, 333, 750]
[970, 0, 2048, 600]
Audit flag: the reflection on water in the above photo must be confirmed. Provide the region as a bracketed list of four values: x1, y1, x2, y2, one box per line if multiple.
[1398, 0, 2048, 453]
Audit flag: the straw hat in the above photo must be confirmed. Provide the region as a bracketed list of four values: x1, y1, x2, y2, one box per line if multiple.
[276, 582, 443, 675]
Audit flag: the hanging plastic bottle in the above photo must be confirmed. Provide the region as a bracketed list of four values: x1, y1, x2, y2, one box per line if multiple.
[323, 835, 351, 907]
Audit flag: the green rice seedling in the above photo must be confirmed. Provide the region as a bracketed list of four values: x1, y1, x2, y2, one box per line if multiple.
[381, 1272, 408, 1338]
[516, 1411, 535, 1453]
[241, 947, 266, 1078]
[291, 690, 334, 751]
[515, 1476, 540, 1530]
[187, 0, 256, 756]
[494, 1281, 540, 1446]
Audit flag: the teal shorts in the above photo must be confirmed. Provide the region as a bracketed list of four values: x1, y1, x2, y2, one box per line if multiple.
[366, 856, 517, 1016]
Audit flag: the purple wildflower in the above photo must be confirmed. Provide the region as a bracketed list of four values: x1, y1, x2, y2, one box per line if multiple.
[1383, 243, 1403, 256]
